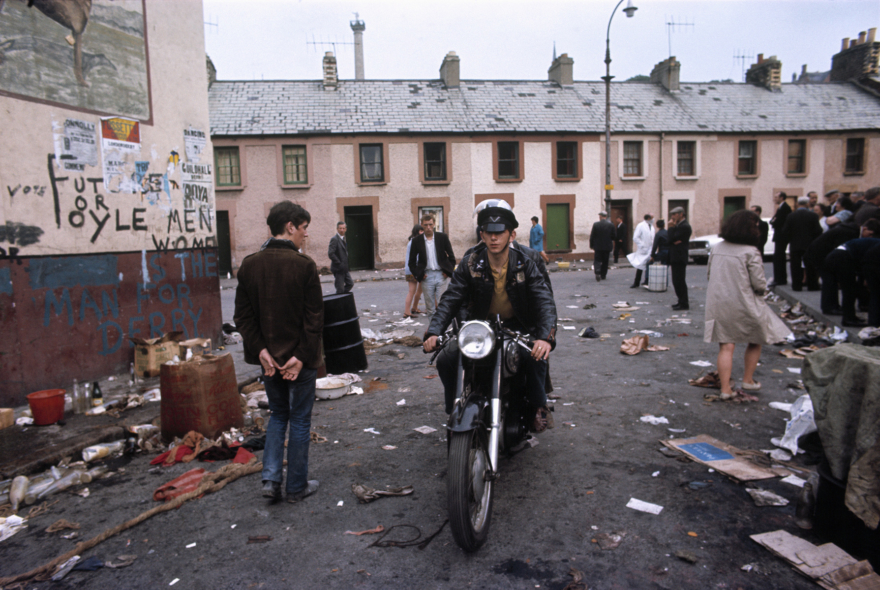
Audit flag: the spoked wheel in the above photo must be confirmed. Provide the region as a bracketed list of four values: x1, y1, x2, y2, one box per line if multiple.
[447, 429, 494, 552]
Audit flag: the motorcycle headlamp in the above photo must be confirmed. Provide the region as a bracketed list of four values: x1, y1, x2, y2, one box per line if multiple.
[458, 321, 495, 359]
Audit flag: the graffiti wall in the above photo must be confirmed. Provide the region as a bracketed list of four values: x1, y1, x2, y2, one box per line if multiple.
[0, 0, 218, 406]
[0, 0, 151, 120]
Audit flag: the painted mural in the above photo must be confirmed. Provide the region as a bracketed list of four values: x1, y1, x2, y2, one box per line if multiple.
[0, 0, 150, 120]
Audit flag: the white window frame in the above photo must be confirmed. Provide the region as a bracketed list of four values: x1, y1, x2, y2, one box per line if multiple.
[673, 138, 701, 180]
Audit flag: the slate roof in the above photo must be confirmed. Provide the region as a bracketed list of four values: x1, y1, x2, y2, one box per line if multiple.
[208, 78, 880, 136]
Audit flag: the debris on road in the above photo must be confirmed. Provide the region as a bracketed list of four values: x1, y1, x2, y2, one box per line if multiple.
[363, 428, 380, 435]
[578, 327, 599, 339]
[564, 566, 588, 590]
[620, 335, 669, 355]
[770, 394, 816, 455]
[626, 498, 663, 515]
[689, 360, 713, 367]
[703, 390, 759, 403]
[688, 371, 721, 389]
[745, 488, 789, 506]
[594, 531, 626, 549]
[345, 525, 385, 536]
[0, 514, 27, 542]
[674, 550, 698, 564]
[247, 536, 272, 544]
[45, 519, 80, 533]
[662, 435, 785, 481]
[351, 484, 414, 503]
[639, 415, 669, 425]
[414, 426, 436, 434]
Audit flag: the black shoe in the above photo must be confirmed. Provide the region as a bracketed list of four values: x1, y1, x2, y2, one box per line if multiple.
[630, 284, 640, 289]
[595, 274, 601, 282]
[262, 480, 281, 500]
[672, 304, 689, 310]
[842, 317, 867, 327]
[287, 480, 319, 503]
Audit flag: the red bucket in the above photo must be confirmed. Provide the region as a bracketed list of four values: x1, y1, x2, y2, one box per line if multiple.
[26, 389, 66, 425]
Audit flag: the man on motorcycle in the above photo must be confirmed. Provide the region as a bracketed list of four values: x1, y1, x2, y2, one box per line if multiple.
[423, 203, 558, 431]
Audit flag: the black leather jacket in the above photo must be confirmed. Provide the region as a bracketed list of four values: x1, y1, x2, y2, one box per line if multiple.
[426, 243, 557, 345]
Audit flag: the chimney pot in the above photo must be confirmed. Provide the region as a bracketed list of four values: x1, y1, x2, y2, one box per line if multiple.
[831, 29, 880, 81]
[868, 28, 877, 43]
[649, 56, 681, 91]
[757, 53, 764, 63]
[858, 31, 867, 44]
[440, 51, 460, 88]
[548, 52, 574, 86]
[850, 39, 857, 49]
[350, 19, 366, 80]
[323, 51, 338, 90]
[842, 38, 850, 52]
[746, 54, 782, 90]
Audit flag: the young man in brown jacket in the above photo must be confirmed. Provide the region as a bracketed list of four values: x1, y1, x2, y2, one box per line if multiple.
[234, 201, 324, 502]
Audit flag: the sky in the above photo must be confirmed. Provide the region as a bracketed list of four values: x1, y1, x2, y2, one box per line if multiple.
[203, 0, 880, 84]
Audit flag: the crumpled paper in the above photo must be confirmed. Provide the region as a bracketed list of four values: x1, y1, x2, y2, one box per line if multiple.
[351, 484, 414, 503]
[620, 335, 669, 355]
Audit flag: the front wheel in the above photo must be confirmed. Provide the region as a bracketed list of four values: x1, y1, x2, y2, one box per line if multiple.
[447, 429, 493, 552]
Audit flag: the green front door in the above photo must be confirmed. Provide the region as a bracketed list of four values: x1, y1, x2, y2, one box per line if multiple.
[545, 203, 570, 252]
[344, 206, 374, 271]
[723, 196, 746, 224]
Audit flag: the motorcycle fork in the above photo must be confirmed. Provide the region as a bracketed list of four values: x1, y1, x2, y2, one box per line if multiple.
[486, 346, 503, 478]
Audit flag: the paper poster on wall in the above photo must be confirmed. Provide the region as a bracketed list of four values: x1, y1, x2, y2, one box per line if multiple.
[101, 116, 141, 193]
[180, 162, 213, 184]
[53, 119, 98, 172]
[184, 127, 207, 163]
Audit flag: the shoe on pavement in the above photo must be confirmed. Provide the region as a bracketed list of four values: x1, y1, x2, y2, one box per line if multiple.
[672, 303, 689, 310]
[742, 381, 762, 391]
[629, 284, 640, 289]
[595, 274, 601, 282]
[842, 317, 867, 327]
[262, 480, 281, 500]
[287, 480, 319, 503]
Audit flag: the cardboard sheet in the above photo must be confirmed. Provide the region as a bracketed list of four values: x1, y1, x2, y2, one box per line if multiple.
[661, 434, 780, 481]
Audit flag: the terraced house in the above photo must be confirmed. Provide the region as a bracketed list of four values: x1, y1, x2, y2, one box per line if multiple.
[208, 28, 880, 274]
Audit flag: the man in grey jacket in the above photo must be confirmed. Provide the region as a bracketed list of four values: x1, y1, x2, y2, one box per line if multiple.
[328, 221, 353, 294]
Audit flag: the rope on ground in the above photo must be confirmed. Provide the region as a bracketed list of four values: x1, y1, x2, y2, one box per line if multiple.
[0, 459, 262, 588]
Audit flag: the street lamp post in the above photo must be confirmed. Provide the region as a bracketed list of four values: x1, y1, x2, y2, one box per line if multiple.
[603, 0, 638, 219]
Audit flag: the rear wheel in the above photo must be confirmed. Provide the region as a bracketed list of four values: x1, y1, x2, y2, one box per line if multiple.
[447, 429, 493, 551]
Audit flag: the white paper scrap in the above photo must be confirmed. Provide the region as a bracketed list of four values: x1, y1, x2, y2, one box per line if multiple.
[396, 399, 406, 406]
[626, 498, 663, 515]
[170, 580, 180, 586]
[563, 326, 576, 330]
[414, 425, 437, 434]
[787, 367, 802, 374]
[566, 305, 580, 308]
[364, 428, 380, 435]
[780, 474, 807, 488]
[768, 402, 793, 412]
[382, 445, 397, 450]
[337, 501, 344, 507]
[639, 415, 669, 425]
[690, 360, 714, 367]
[186, 542, 196, 548]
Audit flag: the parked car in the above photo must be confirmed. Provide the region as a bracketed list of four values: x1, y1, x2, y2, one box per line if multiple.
[688, 218, 782, 264]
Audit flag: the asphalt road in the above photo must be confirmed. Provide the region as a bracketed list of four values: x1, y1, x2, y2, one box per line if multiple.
[1, 262, 825, 589]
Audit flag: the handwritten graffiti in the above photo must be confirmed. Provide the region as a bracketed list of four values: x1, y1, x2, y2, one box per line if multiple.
[40, 252, 218, 355]
[0, 221, 44, 247]
[7, 185, 48, 197]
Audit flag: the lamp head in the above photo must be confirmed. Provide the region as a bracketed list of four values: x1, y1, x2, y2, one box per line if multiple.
[623, 0, 638, 17]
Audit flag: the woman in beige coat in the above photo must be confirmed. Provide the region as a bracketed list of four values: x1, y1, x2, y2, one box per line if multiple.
[704, 210, 791, 399]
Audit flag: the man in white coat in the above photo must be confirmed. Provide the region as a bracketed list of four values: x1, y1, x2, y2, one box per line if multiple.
[627, 213, 655, 288]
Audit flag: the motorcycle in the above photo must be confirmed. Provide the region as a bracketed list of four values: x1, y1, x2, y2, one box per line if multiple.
[427, 316, 544, 552]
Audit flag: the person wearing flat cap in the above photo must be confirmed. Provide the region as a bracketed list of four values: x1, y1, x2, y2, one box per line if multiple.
[423, 201, 558, 432]
[667, 206, 692, 310]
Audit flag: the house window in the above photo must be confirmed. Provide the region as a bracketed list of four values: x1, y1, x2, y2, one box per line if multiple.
[215, 147, 241, 186]
[677, 141, 695, 176]
[623, 141, 642, 177]
[846, 138, 865, 173]
[737, 140, 757, 176]
[282, 146, 307, 184]
[556, 141, 577, 178]
[359, 144, 384, 182]
[497, 141, 519, 179]
[424, 142, 446, 181]
[787, 140, 805, 174]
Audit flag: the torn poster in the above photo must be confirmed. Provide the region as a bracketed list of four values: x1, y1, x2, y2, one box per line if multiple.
[183, 127, 207, 163]
[101, 117, 141, 193]
[53, 118, 97, 172]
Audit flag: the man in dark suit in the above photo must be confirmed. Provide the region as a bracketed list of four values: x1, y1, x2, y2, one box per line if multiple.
[613, 216, 628, 263]
[667, 207, 692, 310]
[769, 192, 793, 287]
[408, 214, 456, 317]
[782, 196, 823, 291]
[589, 211, 615, 281]
[328, 221, 353, 294]
[751, 205, 769, 258]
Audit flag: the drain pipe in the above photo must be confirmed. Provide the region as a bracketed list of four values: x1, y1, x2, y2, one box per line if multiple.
[658, 133, 665, 216]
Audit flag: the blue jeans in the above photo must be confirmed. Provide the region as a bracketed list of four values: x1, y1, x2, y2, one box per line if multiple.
[262, 368, 317, 495]
[422, 270, 447, 316]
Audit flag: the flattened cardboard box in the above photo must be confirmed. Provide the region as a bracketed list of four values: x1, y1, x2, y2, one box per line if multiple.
[661, 434, 790, 481]
[130, 332, 182, 378]
[0, 408, 13, 430]
[179, 338, 212, 359]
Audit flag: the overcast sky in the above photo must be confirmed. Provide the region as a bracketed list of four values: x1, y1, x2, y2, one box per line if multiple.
[203, 0, 879, 84]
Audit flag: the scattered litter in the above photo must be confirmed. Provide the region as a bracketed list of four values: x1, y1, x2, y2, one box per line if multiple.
[594, 531, 626, 549]
[247, 536, 272, 544]
[620, 335, 668, 355]
[741, 563, 758, 573]
[751, 529, 880, 587]
[626, 498, 663, 515]
[186, 542, 197, 548]
[781, 475, 807, 488]
[639, 415, 669, 425]
[769, 401, 793, 412]
[563, 402, 574, 406]
[351, 484, 414, 503]
[16, 417, 34, 426]
[578, 327, 599, 339]
[746, 488, 789, 507]
[636, 301, 650, 305]
[345, 525, 385, 536]
[703, 390, 759, 404]
[674, 550, 698, 564]
[105, 555, 137, 568]
[364, 428, 380, 435]
[687, 481, 711, 490]
[337, 501, 344, 506]
[414, 426, 437, 434]
[350, 386, 364, 395]
[762, 448, 793, 462]
[51, 556, 81, 581]
[583, 303, 596, 310]
[690, 360, 713, 367]
[396, 399, 406, 406]
[423, 375, 437, 379]
[780, 349, 805, 359]
[668, 428, 686, 433]
[770, 394, 816, 455]
[0, 515, 27, 542]
[652, 471, 660, 477]
[382, 445, 397, 451]
[61, 532, 79, 540]
[566, 305, 580, 309]
[562, 326, 576, 330]
[662, 435, 786, 482]
[688, 371, 721, 389]
[617, 313, 632, 320]
[397, 387, 411, 393]
[46, 519, 80, 533]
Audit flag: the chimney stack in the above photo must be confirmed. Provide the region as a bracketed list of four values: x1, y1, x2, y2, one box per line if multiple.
[440, 51, 460, 88]
[323, 52, 338, 90]
[650, 56, 681, 91]
[746, 54, 782, 90]
[350, 17, 365, 80]
[548, 53, 574, 86]
[830, 28, 880, 81]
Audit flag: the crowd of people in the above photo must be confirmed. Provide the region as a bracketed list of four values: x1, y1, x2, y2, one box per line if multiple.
[768, 187, 880, 328]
